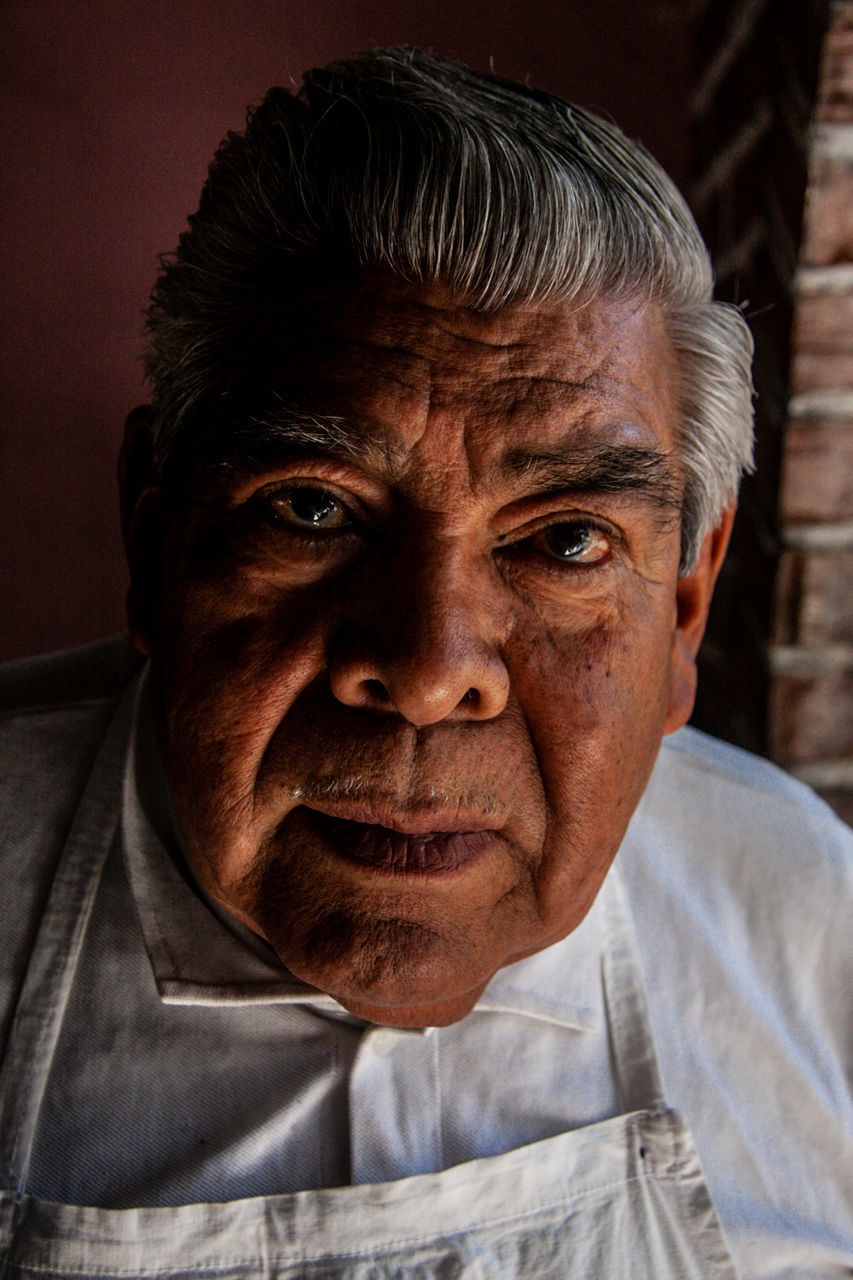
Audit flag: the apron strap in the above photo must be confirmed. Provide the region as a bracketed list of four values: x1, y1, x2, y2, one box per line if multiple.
[0, 677, 139, 1195]
[600, 866, 666, 1115]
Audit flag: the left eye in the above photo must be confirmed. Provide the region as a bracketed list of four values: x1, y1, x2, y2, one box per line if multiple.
[263, 485, 353, 531]
[537, 521, 611, 565]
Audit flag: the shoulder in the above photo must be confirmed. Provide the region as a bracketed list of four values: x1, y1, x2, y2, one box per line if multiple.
[626, 727, 853, 1013]
[0, 634, 143, 717]
[0, 635, 143, 828]
[620, 729, 853, 1265]
[622, 726, 853, 1002]
[0, 637, 144, 1062]
[633, 725, 853, 891]
[0, 636, 143, 848]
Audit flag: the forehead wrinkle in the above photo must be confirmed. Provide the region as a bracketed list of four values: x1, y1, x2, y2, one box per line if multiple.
[430, 319, 529, 352]
[319, 316, 590, 389]
[429, 373, 595, 415]
[287, 325, 438, 401]
[336, 295, 532, 357]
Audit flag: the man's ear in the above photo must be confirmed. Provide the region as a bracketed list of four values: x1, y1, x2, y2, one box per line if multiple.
[664, 503, 736, 735]
[117, 406, 163, 657]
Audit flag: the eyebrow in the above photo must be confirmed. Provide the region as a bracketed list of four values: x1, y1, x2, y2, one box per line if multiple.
[214, 409, 402, 469]
[499, 444, 683, 512]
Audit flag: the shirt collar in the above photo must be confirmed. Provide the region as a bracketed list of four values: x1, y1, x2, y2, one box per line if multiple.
[121, 668, 603, 1032]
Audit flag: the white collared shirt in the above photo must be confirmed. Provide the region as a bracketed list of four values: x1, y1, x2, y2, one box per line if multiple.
[27, 676, 619, 1200]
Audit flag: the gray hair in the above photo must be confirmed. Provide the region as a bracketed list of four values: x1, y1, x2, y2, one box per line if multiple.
[145, 46, 754, 571]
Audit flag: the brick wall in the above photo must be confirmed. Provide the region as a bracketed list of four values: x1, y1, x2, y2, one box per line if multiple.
[687, 1, 837, 779]
[771, 0, 853, 823]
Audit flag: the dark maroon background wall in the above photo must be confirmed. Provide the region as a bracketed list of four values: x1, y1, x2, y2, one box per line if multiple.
[1, 0, 691, 661]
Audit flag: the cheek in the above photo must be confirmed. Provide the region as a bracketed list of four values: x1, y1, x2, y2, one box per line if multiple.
[512, 593, 673, 733]
[507, 601, 674, 897]
[149, 574, 336, 862]
[155, 563, 335, 721]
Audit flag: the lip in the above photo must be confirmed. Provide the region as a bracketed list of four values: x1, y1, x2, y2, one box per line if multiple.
[304, 798, 499, 836]
[304, 806, 499, 874]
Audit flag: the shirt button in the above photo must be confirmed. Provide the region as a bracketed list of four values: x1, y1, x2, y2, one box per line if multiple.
[370, 1029, 401, 1056]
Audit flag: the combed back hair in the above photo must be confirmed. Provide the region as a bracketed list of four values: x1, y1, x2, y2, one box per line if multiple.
[145, 46, 754, 572]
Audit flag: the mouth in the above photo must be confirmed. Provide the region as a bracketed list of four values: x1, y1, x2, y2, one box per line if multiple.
[304, 806, 499, 875]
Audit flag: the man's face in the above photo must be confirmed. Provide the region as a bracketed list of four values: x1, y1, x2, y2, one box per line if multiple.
[131, 273, 722, 1027]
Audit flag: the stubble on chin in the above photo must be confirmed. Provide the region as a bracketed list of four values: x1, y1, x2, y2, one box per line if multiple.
[228, 829, 451, 1003]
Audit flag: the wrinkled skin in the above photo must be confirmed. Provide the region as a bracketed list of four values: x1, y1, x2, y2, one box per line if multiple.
[123, 273, 732, 1027]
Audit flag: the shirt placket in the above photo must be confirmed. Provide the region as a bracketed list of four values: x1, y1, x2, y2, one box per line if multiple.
[349, 1025, 441, 1184]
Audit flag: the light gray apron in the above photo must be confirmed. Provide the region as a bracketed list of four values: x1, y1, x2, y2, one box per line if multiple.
[0, 685, 741, 1278]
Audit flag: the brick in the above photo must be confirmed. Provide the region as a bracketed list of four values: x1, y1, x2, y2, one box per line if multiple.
[770, 668, 853, 761]
[791, 347, 853, 390]
[800, 157, 853, 264]
[816, 12, 853, 122]
[793, 288, 853, 350]
[773, 549, 853, 644]
[778, 420, 853, 520]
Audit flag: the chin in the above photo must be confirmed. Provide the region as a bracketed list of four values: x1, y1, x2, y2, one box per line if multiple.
[340, 988, 486, 1029]
[282, 915, 492, 1027]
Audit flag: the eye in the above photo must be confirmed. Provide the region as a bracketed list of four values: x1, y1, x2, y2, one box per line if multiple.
[262, 485, 354, 532]
[536, 520, 612, 565]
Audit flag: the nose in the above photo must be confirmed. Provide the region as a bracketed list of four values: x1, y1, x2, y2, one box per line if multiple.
[328, 554, 509, 726]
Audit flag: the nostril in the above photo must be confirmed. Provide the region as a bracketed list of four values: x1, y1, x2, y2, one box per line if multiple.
[364, 678, 390, 704]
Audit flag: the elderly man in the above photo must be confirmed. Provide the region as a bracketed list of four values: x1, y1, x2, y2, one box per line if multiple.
[0, 47, 850, 1280]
